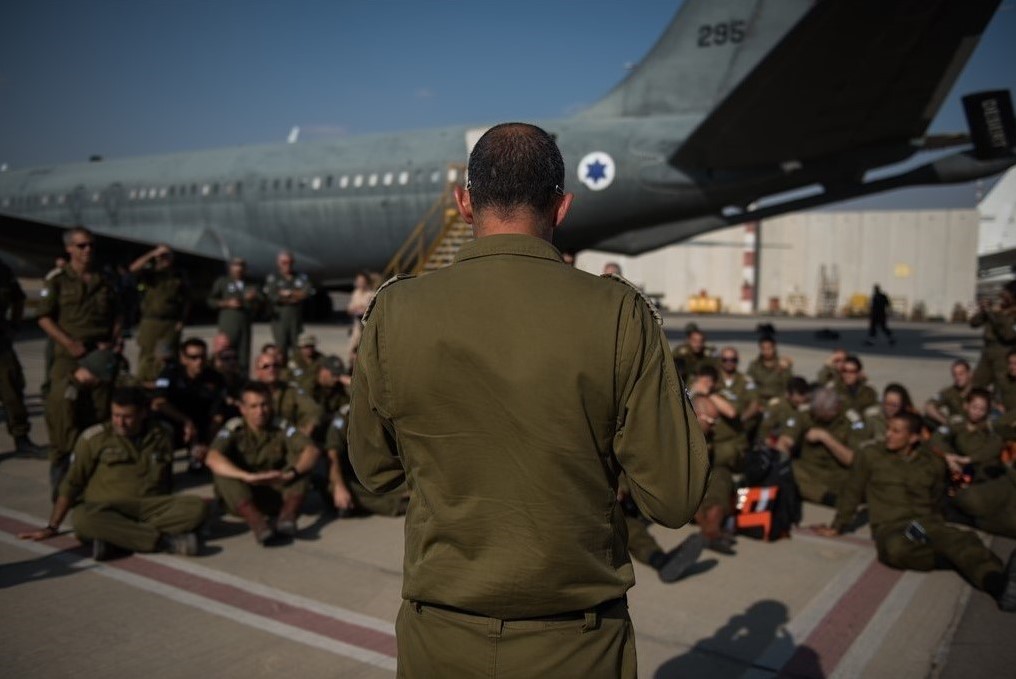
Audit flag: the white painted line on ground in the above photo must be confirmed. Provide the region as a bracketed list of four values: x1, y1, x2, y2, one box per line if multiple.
[829, 570, 924, 679]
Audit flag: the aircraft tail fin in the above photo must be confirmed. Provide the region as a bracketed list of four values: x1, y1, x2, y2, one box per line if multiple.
[579, 0, 812, 119]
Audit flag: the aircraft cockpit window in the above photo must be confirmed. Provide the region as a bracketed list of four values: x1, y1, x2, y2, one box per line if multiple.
[383, 172, 393, 186]
[354, 175, 363, 188]
[368, 174, 378, 187]
[340, 176, 349, 189]
[159, 188, 168, 199]
[430, 171, 440, 183]
[311, 177, 322, 190]
[447, 168, 458, 183]
[398, 171, 409, 185]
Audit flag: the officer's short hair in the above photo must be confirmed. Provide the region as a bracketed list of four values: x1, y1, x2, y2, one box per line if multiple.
[882, 382, 913, 410]
[180, 337, 207, 355]
[811, 387, 842, 415]
[466, 122, 565, 219]
[843, 355, 863, 372]
[966, 387, 991, 406]
[63, 225, 94, 247]
[892, 411, 924, 435]
[240, 381, 272, 403]
[112, 386, 149, 410]
[787, 377, 810, 397]
[951, 358, 971, 371]
[695, 364, 719, 382]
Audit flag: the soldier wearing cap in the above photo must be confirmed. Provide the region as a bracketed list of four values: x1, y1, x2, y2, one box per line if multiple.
[20, 387, 207, 561]
[207, 381, 320, 543]
[348, 122, 707, 678]
[207, 257, 261, 374]
[45, 348, 120, 496]
[37, 226, 121, 386]
[129, 244, 190, 382]
[263, 250, 315, 362]
[0, 258, 42, 456]
[289, 332, 325, 391]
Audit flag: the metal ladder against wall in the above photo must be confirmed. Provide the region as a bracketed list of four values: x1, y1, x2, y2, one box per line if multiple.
[382, 164, 472, 278]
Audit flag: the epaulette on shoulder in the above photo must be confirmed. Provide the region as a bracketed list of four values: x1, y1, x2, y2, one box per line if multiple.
[600, 273, 662, 326]
[863, 404, 881, 419]
[45, 266, 65, 281]
[362, 273, 415, 325]
[81, 423, 106, 441]
[224, 416, 244, 432]
[768, 396, 781, 407]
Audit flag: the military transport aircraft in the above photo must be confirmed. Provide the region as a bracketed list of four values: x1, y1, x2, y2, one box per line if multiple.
[1, 0, 1014, 288]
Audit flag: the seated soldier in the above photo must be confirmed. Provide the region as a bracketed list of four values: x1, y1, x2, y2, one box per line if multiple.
[746, 336, 794, 402]
[289, 333, 325, 391]
[688, 368, 741, 554]
[816, 348, 848, 388]
[253, 350, 322, 437]
[20, 387, 207, 560]
[931, 388, 1016, 539]
[817, 412, 1016, 613]
[151, 337, 228, 472]
[206, 381, 320, 544]
[835, 354, 878, 421]
[309, 355, 349, 432]
[672, 324, 718, 384]
[924, 359, 972, 426]
[994, 350, 1016, 414]
[756, 376, 811, 446]
[45, 349, 119, 497]
[780, 387, 866, 506]
[863, 383, 914, 445]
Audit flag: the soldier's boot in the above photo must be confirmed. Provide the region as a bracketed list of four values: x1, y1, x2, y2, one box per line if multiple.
[658, 533, 704, 583]
[696, 504, 736, 555]
[160, 532, 200, 557]
[236, 501, 275, 546]
[14, 435, 46, 459]
[91, 539, 127, 562]
[275, 493, 304, 538]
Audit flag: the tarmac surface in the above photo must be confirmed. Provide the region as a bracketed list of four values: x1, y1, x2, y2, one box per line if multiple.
[1, 312, 1014, 678]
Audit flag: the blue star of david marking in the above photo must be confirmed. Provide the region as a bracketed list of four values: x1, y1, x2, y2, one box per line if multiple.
[585, 159, 608, 183]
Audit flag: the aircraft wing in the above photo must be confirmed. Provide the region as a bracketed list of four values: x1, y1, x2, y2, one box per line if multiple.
[672, 0, 1001, 172]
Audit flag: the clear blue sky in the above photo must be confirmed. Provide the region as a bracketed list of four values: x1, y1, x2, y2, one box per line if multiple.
[2, 0, 1014, 207]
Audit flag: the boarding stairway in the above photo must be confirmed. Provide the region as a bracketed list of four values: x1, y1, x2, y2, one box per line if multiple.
[382, 164, 472, 278]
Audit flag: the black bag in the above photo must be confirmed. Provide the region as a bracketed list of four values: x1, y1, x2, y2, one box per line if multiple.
[736, 446, 802, 541]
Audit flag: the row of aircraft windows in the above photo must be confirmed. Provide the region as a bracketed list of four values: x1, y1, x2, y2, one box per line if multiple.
[0, 167, 461, 210]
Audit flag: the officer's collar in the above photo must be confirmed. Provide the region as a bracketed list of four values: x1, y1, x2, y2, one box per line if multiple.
[454, 234, 563, 264]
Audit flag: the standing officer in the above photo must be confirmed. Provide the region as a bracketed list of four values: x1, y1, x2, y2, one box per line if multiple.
[37, 227, 121, 387]
[0, 259, 42, 455]
[817, 412, 1015, 612]
[207, 257, 260, 374]
[45, 349, 119, 497]
[129, 244, 190, 382]
[19, 387, 207, 561]
[206, 382, 320, 543]
[263, 250, 314, 362]
[349, 123, 708, 678]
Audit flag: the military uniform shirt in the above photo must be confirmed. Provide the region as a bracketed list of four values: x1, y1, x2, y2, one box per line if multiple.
[37, 267, 119, 344]
[59, 420, 174, 503]
[138, 267, 189, 320]
[211, 419, 313, 472]
[746, 357, 792, 401]
[349, 234, 709, 619]
[263, 272, 315, 313]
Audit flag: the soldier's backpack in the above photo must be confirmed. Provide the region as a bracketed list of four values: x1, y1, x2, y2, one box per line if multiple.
[734, 445, 801, 541]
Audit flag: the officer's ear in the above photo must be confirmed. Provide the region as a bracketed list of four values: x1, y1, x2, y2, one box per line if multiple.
[551, 193, 574, 231]
[454, 185, 474, 225]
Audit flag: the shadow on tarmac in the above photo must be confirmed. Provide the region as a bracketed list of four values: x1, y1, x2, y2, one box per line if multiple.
[0, 544, 94, 589]
[654, 600, 824, 679]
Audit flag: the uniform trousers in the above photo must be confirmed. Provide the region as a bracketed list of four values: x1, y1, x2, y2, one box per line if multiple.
[953, 471, 1016, 539]
[136, 318, 180, 382]
[0, 342, 29, 438]
[73, 495, 207, 552]
[875, 518, 1002, 590]
[215, 475, 309, 516]
[271, 306, 303, 362]
[972, 344, 1009, 391]
[395, 598, 637, 679]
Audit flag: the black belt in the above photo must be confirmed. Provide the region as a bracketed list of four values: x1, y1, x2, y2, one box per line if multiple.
[417, 595, 628, 623]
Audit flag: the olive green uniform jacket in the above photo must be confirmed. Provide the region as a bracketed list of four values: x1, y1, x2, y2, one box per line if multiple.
[349, 235, 709, 619]
[786, 412, 867, 504]
[136, 267, 189, 381]
[746, 356, 792, 402]
[37, 266, 120, 384]
[207, 276, 260, 372]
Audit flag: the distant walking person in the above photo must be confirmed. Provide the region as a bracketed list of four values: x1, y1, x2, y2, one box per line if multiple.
[866, 285, 895, 346]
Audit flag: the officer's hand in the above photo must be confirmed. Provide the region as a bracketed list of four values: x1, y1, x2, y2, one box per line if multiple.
[247, 470, 283, 485]
[332, 485, 355, 511]
[225, 298, 242, 309]
[18, 526, 58, 541]
[944, 453, 971, 475]
[67, 339, 87, 358]
[182, 420, 198, 444]
[804, 428, 827, 444]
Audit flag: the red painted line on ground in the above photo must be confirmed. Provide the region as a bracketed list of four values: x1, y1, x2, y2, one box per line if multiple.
[0, 514, 397, 658]
[781, 559, 903, 678]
